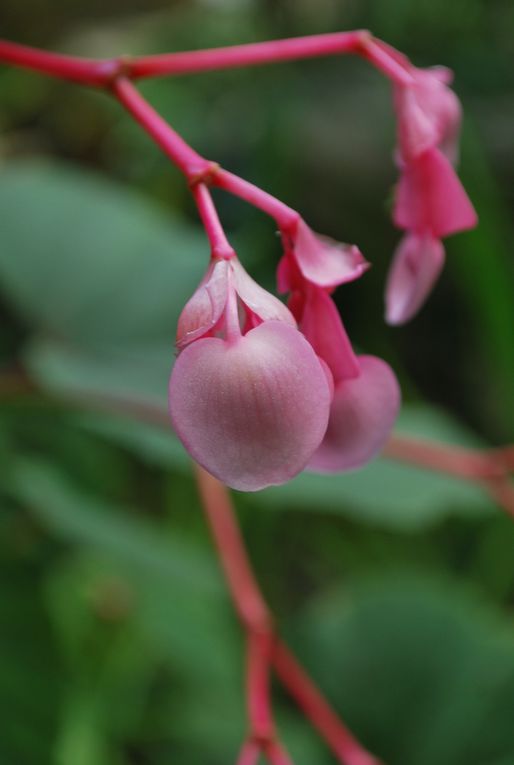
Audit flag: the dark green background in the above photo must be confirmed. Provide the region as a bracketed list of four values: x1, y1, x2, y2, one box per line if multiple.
[0, 1, 513, 764]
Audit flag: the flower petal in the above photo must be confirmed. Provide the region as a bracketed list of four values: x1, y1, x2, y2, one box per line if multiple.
[385, 233, 445, 325]
[308, 355, 401, 473]
[169, 320, 331, 491]
[231, 258, 296, 327]
[299, 286, 360, 382]
[393, 148, 477, 237]
[176, 259, 229, 349]
[292, 219, 369, 288]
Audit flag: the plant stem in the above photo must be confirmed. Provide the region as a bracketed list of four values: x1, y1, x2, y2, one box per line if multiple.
[0, 38, 119, 86]
[112, 77, 211, 180]
[192, 183, 236, 260]
[194, 465, 382, 764]
[213, 170, 299, 230]
[128, 30, 412, 86]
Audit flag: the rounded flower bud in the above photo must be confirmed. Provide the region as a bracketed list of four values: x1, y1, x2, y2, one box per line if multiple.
[169, 320, 331, 491]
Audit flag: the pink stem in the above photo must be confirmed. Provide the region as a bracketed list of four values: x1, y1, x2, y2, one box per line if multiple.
[112, 77, 212, 180]
[130, 31, 366, 79]
[213, 170, 299, 230]
[192, 183, 235, 260]
[247, 631, 274, 739]
[236, 741, 261, 765]
[272, 642, 382, 765]
[0, 38, 119, 86]
[263, 741, 295, 765]
[129, 30, 412, 86]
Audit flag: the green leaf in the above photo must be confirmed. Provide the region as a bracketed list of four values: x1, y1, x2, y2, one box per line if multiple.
[0, 160, 206, 346]
[296, 575, 514, 765]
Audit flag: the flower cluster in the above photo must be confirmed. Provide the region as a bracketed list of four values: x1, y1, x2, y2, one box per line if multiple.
[169, 216, 400, 491]
[385, 57, 477, 324]
[167, 43, 477, 493]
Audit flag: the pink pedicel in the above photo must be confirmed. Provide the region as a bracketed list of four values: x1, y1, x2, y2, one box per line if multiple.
[170, 257, 331, 491]
[385, 233, 445, 326]
[384, 62, 478, 325]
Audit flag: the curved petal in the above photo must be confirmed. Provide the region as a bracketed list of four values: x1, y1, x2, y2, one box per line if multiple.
[169, 321, 331, 492]
[231, 258, 296, 327]
[176, 259, 229, 349]
[395, 85, 440, 161]
[308, 355, 401, 473]
[299, 286, 360, 382]
[385, 233, 445, 325]
[393, 148, 477, 237]
[293, 219, 369, 288]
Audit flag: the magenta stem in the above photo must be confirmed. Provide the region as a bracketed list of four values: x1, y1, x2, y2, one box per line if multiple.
[236, 741, 260, 765]
[112, 77, 212, 180]
[192, 183, 235, 260]
[213, 170, 299, 229]
[130, 30, 366, 79]
[0, 38, 118, 86]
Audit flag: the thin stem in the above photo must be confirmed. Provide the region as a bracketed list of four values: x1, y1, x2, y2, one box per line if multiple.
[213, 170, 299, 230]
[273, 642, 382, 765]
[194, 466, 381, 765]
[128, 30, 412, 86]
[192, 183, 235, 260]
[129, 31, 366, 79]
[236, 741, 260, 765]
[112, 77, 211, 180]
[0, 38, 120, 86]
[195, 466, 271, 631]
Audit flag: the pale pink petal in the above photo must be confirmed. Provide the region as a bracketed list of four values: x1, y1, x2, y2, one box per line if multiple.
[393, 148, 477, 237]
[292, 219, 369, 288]
[169, 321, 331, 492]
[413, 67, 461, 165]
[308, 356, 401, 473]
[176, 259, 229, 349]
[385, 233, 445, 325]
[395, 86, 440, 161]
[299, 286, 360, 382]
[231, 258, 296, 327]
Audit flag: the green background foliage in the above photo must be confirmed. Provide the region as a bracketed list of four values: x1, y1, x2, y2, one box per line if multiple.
[0, 1, 513, 763]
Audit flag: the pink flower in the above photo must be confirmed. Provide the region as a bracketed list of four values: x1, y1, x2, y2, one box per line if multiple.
[284, 265, 400, 472]
[387, 65, 477, 325]
[279, 217, 368, 290]
[169, 256, 332, 491]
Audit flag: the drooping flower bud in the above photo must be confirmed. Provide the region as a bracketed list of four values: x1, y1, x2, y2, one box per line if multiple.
[169, 257, 332, 491]
[290, 283, 400, 473]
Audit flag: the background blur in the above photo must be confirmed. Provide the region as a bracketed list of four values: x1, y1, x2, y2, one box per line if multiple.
[1, 1, 514, 764]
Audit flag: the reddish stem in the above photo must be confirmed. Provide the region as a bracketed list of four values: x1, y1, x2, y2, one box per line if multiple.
[213, 170, 299, 230]
[112, 77, 211, 180]
[192, 183, 236, 260]
[236, 740, 261, 765]
[128, 30, 412, 86]
[195, 466, 382, 765]
[0, 38, 120, 86]
[273, 642, 382, 765]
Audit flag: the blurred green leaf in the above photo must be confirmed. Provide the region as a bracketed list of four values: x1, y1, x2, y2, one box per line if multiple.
[296, 575, 514, 765]
[0, 160, 206, 345]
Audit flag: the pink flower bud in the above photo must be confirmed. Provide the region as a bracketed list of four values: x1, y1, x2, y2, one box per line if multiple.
[169, 320, 331, 491]
[296, 285, 400, 473]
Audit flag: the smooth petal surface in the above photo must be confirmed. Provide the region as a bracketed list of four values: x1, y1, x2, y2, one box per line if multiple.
[395, 68, 461, 164]
[169, 321, 331, 491]
[299, 286, 360, 382]
[308, 356, 401, 473]
[231, 258, 296, 327]
[176, 259, 229, 349]
[293, 219, 369, 288]
[385, 233, 445, 325]
[393, 148, 477, 237]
